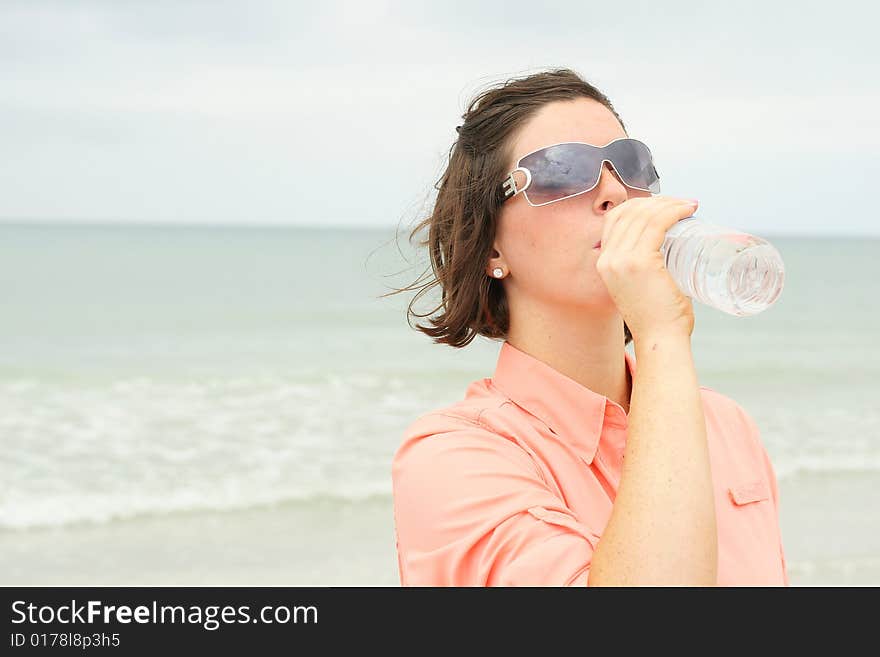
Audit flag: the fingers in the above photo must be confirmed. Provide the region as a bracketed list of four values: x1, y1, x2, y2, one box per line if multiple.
[636, 198, 698, 252]
[620, 199, 698, 252]
[602, 196, 698, 254]
[601, 196, 670, 250]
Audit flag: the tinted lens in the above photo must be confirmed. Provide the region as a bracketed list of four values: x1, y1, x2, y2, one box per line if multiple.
[520, 142, 602, 206]
[520, 139, 660, 206]
[605, 139, 660, 193]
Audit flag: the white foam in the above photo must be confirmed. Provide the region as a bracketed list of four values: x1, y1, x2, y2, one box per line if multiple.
[3, 373, 878, 529]
[0, 485, 394, 530]
[0, 373, 437, 530]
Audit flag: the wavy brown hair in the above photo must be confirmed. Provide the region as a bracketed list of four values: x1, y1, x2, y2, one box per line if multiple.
[382, 68, 633, 348]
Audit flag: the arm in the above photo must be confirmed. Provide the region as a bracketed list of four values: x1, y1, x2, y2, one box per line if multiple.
[588, 333, 717, 586]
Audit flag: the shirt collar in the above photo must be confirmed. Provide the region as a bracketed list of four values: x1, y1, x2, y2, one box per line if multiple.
[490, 340, 636, 465]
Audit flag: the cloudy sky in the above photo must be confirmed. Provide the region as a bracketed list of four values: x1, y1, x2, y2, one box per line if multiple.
[1, 0, 878, 235]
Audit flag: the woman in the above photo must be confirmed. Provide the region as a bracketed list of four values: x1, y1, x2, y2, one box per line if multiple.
[388, 68, 788, 586]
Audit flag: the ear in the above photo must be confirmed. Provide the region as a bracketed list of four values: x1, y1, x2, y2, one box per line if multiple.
[486, 244, 505, 277]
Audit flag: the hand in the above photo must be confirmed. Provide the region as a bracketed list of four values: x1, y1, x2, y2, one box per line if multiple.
[596, 196, 698, 342]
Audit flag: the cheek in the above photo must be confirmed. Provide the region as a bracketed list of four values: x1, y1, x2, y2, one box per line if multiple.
[526, 231, 605, 296]
[511, 229, 547, 280]
[501, 205, 612, 303]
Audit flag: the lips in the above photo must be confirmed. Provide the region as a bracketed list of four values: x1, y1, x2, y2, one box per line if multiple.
[593, 240, 602, 249]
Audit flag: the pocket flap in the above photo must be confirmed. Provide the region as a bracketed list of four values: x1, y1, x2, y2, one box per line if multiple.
[728, 479, 771, 505]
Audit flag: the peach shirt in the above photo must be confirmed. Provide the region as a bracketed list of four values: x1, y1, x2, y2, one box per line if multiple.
[391, 340, 789, 586]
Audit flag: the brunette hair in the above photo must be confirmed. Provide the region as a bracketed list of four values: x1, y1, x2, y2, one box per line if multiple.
[382, 68, 633, 347]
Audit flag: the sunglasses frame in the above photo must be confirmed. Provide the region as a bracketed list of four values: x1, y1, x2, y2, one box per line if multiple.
[500, 137, 660, 207]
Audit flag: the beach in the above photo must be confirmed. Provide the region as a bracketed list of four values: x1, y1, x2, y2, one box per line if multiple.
[3, 473, 879, 586]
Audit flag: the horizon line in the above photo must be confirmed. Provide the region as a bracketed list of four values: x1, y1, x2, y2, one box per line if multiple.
[1, 217, 878, 239]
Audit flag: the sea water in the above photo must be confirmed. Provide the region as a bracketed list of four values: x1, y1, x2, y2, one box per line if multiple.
[0, 222, 877, 585]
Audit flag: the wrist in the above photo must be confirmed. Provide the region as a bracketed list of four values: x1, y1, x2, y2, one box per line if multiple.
[633, 330, 692, 355]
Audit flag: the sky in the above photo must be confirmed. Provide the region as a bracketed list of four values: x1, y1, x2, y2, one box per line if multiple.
[1, 0, 878, 236]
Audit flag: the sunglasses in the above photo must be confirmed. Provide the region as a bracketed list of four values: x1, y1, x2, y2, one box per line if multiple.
[500, 138, 661, 207]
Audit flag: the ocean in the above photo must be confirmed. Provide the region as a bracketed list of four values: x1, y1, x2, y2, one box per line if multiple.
[1, 222, 878, 586]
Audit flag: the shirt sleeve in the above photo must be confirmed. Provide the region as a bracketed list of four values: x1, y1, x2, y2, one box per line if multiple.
[391, 421, 602, 587]
[756, 438, 790, 586]
[738, 405, 790, 587]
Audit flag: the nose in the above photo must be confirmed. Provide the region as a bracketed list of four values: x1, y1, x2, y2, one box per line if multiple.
[593, 161, 628, 213]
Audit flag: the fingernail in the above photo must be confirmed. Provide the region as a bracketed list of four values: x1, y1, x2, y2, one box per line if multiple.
[687, 199, 699, 205]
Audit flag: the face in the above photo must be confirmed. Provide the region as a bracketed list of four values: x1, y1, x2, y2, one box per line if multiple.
[490, 98, 652, 314]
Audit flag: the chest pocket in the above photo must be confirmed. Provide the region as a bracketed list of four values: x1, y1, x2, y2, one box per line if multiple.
[721, 476, 785, 584]
[728, 479, 771, 505]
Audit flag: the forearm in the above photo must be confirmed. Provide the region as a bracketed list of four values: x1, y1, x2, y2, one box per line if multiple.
[588, 333, 717, 586]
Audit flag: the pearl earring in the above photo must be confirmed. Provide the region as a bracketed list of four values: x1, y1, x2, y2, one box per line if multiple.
[492, 268, 504, 278]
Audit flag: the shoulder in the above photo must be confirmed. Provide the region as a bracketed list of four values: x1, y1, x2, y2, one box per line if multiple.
[699, 385, 761, 438]
[698, 385, 773, 473]
[399, 378, 504, 437]
[392, 378, 538, 479]
[397, 374, 515, 441]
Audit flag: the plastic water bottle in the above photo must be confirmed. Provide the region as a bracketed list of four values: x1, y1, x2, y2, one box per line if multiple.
[660, 216, 785, 316]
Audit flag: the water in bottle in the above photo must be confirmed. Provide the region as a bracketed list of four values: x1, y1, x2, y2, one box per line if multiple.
[660, 216, 785, 316]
